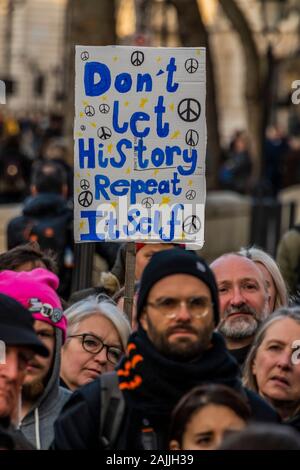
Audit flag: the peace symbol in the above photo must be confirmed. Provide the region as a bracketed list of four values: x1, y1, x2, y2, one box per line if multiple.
[99, 103, 110, 114]
[85, 105, 95, 117]
[142, 197, 154, 208]
[97, 126, 112, 140]
[80, 179, 90, 190]
[185, 58, 199, 74]
[178, 99, 201, 122]
[185, 129, 199, 147]
[185, 190, 196, 201]
[80, 125, 86, 131]
[81, 51, 89, 61]
[78, 190, 93, 208]
[131, 51, 144, 66]
[182, 215, 201, 235]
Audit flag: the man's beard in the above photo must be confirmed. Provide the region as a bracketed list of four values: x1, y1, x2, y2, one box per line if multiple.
[218, 304, 268, 340]
[146, 317, 214, 361]
[22, 376, 45, 401]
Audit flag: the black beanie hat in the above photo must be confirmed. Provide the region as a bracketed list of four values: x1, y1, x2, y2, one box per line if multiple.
[0, 293, 49, 357]
[137, 249, 220, 324]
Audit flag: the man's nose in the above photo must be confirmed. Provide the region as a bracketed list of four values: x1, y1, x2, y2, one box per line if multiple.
[175, 301, 193, 322]
[230, 286, 246, 307]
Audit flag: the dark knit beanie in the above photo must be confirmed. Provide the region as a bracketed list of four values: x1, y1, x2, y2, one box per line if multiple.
[137, 249, 220, 324]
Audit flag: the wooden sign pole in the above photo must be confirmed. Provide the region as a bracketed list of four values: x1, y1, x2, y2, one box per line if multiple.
[124, 242, 136, 326]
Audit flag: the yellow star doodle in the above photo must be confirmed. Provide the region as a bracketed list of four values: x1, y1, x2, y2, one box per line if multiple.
[160, 196, 171, 206]
[156, 57, 162, 63]
[169, 103, 174, 111]
[79, 112, 84, 118]
[102, 96, 107, 101]
[153, 169, 159, 176]
[126, 168, 131, 174]
[90, 122, 96, 128]
[83, 100, 89, 106]
[188, 180, 193, 187]
[79, 221, 86, 230]
[124, 101, 129, 107]
[107, 144, 113, 154]
[110, 202, 118, 208]
[139, 98, 148, 108]
[113, 56, 118, 61]
[171, 130, 180, 139]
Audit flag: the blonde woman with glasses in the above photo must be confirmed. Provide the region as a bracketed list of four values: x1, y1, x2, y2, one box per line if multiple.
[60, 295, 131, 391]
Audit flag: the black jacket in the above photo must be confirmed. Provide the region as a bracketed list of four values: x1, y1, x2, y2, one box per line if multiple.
[7, 193, 73, 297]
[53, 332, 280, 450]
[7, 193, 73, 250]
[0, 417, 34, 450]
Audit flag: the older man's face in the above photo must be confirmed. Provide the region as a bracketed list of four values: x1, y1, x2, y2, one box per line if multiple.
[211, 255, 270, 343]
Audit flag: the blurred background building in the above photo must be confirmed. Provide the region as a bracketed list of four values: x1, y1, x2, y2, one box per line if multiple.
[0, 0, 66, 111]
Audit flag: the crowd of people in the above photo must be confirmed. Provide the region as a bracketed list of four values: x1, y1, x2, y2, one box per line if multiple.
[1, 228, 300, 449]
[1, 113, 300, 451]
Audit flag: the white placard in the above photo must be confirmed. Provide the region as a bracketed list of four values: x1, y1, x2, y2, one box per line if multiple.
[74, 46, 206, 246]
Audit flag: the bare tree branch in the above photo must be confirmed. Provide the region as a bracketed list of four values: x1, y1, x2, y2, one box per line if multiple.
[219, 0, 263, 180]
[172, 0, 222, 188]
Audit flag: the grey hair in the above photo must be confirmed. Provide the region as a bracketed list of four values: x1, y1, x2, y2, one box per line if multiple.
[63, 294, 131, 350]
[239, 247, 288, 310]
[243, 307, 300, 394]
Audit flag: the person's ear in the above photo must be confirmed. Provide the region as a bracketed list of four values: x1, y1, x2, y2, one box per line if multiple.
[31, 185, 37, 196]
[139, 310, 148, 331]
[169, 440, 181, 450]
[62, 184, 68, 199]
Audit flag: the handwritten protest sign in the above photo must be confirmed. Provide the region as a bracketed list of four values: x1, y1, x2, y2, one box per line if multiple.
[74, 46, 206, 246]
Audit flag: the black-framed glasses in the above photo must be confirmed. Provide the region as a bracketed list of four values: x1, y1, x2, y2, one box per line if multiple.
[68, 333, 123, 365]
[146, 296, 213, 319]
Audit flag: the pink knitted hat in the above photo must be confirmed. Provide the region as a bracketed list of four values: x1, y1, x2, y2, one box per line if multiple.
[0, 268, 67, 342]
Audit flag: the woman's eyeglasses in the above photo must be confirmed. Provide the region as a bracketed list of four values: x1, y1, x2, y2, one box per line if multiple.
[68, 333, 123, 365]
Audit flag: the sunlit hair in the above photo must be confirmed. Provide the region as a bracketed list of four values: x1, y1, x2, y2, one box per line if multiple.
[243, 307, 300, 395]
[239, 246, 288, 310]
[63, 294, 131, 351]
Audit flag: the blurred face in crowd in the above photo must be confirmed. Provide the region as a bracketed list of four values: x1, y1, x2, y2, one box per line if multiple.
[255, 262, 276, 312]
[22, 321, 55, 401]
[140, 274, 214, 360]
[135, 244, 175, 280]
[170, 404, 246, 450]
[252, 318, 300, 417]
[61, 314, 123, 390]
[0, 346, 33, 421]
[211, 255, 269, 348]
[14, 260, 47, 272]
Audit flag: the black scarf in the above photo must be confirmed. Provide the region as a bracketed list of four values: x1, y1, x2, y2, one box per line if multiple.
[116, 326, 243, 416]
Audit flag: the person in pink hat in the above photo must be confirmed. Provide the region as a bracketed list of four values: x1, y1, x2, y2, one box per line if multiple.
[0, 268, 70, 449]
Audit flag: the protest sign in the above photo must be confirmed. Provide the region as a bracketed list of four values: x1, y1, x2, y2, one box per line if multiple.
[74, 46, 206, 246]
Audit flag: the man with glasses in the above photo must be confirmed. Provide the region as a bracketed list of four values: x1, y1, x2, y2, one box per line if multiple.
[54, 249, 278, 450]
